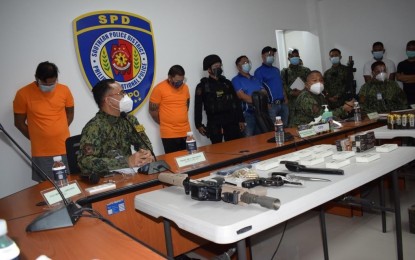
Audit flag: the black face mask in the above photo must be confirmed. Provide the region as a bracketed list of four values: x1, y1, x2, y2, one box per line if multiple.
[212, 67, 223, 77]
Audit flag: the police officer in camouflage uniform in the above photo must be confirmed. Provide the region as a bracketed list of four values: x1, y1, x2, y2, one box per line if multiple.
[323, 48, 350, 109]
[280, 49, 311, 126]
[194, 55, 245, 144]
[359, 61, 408, 114]
[78, 79, 154, 174]
[292, 71, 354, 126]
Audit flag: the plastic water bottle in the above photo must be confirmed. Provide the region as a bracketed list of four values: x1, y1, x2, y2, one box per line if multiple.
[52, 156, 68, 187]
[0, 219, 20, 260]
[275, 116, 284, 145]
[186, 132, 197, 154]
[353, 101, 361, 122]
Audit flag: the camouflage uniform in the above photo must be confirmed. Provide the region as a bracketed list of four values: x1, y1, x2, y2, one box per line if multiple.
[78, 111, 152, 174]
[323, 64, 349, 109]
[281, 65, 311, 124]
[292, 90, 348, 126]
[358, 80, 408, 114]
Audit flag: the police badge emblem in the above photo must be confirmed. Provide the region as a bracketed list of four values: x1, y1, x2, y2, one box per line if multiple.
[73, 11, 155, 112]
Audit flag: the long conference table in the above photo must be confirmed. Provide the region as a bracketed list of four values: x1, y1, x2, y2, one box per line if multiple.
[0, 119, 385, 258]
[135, 145, 415, 260]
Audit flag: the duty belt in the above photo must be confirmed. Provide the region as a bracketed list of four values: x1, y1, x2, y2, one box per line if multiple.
[271, 99, 284, 105]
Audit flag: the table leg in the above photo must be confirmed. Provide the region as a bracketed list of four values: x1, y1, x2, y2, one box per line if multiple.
[379, 177, 386, 233]
[392, 170, 403, 260]
[236, 239, 247, 260]
[319, 207, 329, 260]
[163, 218, 174, 259]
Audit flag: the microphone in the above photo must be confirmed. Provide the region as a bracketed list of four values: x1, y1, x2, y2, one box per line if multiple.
[120, 112, 171, 174]
[0, 123, 80, 232]
[79, 172, 100, 184]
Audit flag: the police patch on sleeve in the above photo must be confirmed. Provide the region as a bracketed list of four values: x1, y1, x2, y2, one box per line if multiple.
[83, 144, 95, 156]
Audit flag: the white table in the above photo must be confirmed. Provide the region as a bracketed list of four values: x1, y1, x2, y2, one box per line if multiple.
[373, 125, 415, 139]
[135, 146, 415, 260]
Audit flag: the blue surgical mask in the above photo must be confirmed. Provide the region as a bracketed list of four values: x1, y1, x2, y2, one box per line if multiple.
[171, 80, 183, 88]
[330, 56, 340, 65]
[242, 63, 251, 73]
[406, 51, 415, 58]
[39, 83, 56, 92]
[372, 51, 384, 60]
[289, 57, 300, 65]
[265, 56, 274, 65]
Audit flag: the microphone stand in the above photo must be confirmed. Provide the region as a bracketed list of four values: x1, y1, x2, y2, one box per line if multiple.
[120, 112, 171, 174]
[0, 123, 80, 232]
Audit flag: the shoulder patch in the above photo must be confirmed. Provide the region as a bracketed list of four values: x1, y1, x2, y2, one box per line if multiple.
[83, 144, 94, 156]
[135, 124, 145, 132]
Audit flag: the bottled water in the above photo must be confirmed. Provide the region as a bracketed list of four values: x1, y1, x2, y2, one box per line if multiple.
[186, 132, 197, 154]
[353, 101, 361, 122]
[274, 116, 284, 145]
[52, 156, 68, 187]
[0, 219, 20, 260]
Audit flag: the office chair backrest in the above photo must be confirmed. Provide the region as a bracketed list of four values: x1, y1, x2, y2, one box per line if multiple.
[251, 91, 274, 133]
[65, 135, 81, 174]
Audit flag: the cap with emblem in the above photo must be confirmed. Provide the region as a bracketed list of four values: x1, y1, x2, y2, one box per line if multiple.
[203, 54, 222, 71]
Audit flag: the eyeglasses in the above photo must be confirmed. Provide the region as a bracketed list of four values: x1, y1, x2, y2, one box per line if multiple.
[108, 90, 126, 97]
[38, 80, 58, 86]
[239, 60, 251, 65]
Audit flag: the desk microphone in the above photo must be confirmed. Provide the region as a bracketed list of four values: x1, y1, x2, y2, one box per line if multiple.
[120, 112, 171, 174]
[0, 122, 81, 232]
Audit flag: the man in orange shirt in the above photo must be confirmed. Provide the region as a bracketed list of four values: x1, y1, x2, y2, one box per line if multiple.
[13, 61, 74, 181]
[149, 65, 190, 153]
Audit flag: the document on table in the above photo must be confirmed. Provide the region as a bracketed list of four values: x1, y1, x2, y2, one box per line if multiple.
[110, 167, 138, 174]
[290, 77, 305, 90]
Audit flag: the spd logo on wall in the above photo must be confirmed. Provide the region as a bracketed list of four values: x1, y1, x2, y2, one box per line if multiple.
[73, 11, 155, 112]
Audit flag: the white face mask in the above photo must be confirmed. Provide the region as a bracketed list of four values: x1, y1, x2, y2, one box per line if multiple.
[109, 95, 133, 113]
[310, 82, 324, 95]
[375, 72, 387, 82]
[119, 95, 133, 112]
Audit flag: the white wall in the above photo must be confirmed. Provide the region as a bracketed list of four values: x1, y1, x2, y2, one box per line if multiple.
[0, 0, 310, 198]
[317, 0, 414, 92]
[283, 30, 323, 71]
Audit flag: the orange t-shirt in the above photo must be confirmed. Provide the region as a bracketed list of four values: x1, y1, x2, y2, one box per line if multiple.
[13, 82, 74, 156]
[150, 80, 190, 138]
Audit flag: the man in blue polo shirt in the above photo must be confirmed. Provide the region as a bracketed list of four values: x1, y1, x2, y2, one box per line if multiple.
[254, 46, 289, 126]
[232, 55, 265, 136]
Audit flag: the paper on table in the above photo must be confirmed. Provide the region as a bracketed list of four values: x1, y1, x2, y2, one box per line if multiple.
[290, 77, 305, 90]
[110, 167, 139, 174]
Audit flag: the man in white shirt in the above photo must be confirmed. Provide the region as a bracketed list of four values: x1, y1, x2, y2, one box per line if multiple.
[363, 41, 396, 83]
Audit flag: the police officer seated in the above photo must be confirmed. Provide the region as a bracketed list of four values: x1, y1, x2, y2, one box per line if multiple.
[358, 61, 408, 115]
[78, 79, 154, 176]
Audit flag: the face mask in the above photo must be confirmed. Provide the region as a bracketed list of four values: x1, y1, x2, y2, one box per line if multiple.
[109, 94, 133, 113]
[289, 57, 300, 65]
[406, 51, 415, 58]
[171, 80, 183, 88]
[310, 82, 324, 95]
[119, 95, 133, 112]
[242, 63, 251, 73]
[372, 51, 384, 60]
[212, 67, 223, 77]
[265, 56, 274, 65]
[330, 57, 340, 65]
[375, 72, 387, 82]
[39, 83, 56, 92]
